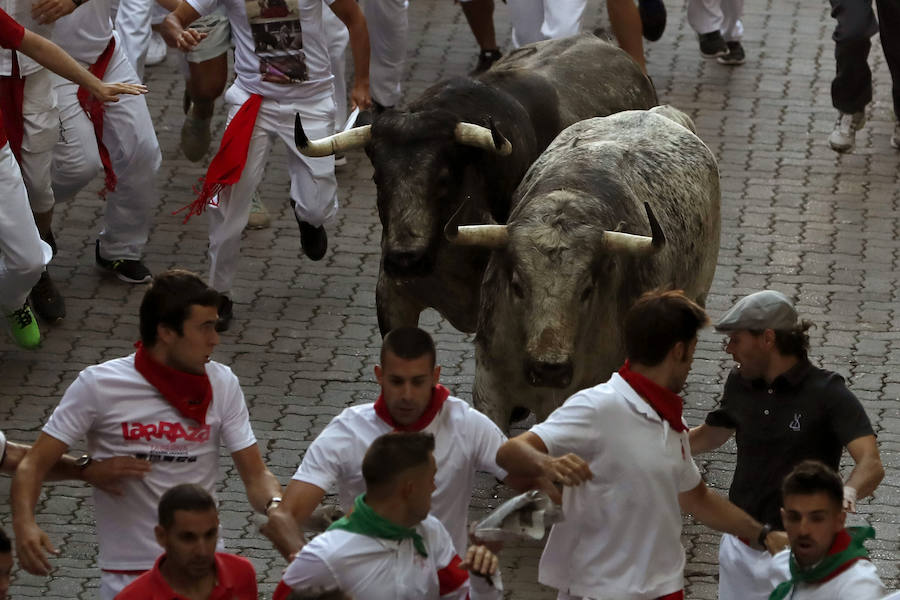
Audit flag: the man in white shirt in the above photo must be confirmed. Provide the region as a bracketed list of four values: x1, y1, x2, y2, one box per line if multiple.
[497, 290, 789, 600]
[767, 460, 886, 600]
[273, 431, 501, 599]
[262, 326, 516, 560]
[161, 0, 371, 331]
[11, 269, 282, 600]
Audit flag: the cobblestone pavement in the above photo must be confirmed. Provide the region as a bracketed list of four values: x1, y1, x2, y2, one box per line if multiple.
[2, 0, 899, 597]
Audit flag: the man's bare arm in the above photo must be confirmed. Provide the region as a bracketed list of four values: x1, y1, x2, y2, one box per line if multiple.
[329, 0, 371, 110]
[161, 2, 206, 51]
[232, 444, 283, 515]
[261, 479, 327, 561]
[688, 424, 734, 455]
[496, 432, 592, 504]
[844, 434, 884, 509]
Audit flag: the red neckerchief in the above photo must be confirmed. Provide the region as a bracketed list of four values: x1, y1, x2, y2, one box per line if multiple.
[618, 360, 687, 432]
[0, 52, 25, 160]
[133, 341, 213, 425]
[76, 38, 117, 198]
[817, 529, 867, 585]
[374, 384, 450, 432]
[175, 93, 263, 223]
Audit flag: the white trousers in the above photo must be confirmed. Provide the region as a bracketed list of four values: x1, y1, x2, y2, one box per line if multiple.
[323, 2, 349, 131]
[98, 571, 140, 600]
[15, 68, 59, 214]
[686, 0, 744, 41]
[207, 85, 337, 293]
[51, 39, 161, 261]
[717, 533, 786, 600]
[360, 0, 407, 107]
[508, 0, 585, 48]
[112, 0, 161, 79]
[0, 144, 51, 311]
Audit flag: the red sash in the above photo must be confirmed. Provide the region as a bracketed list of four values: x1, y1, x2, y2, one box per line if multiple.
[76, 38, 117, 197]
[176, 93, 263, 222]
[0, 52, 25, 160]
[618, 360, 687, 432]
[133, 341, 213, 425]
[374, 384, 450, 432]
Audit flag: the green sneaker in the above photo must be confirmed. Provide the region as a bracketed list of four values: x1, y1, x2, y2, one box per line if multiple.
[6, 305, 40, 349]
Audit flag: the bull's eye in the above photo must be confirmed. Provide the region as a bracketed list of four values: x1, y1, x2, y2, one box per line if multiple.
[580, 286, 593, 302]
[510, 279, 524, 299]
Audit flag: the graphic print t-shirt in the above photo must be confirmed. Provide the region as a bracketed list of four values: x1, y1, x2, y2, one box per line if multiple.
[188, 0, 334, 101]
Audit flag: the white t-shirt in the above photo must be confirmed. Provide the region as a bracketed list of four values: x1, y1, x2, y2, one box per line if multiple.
[51, 0, 116, 64]
[530, 373, 702, 599]
[0, 0, 52, 75]
[187, 0, 334, 102]
[43, 355, 257, 570]
[0, 429, 6, 467]
[293, 396, 508, 554]
[279, 514, 500, 599]
[769, 549, 887, 599]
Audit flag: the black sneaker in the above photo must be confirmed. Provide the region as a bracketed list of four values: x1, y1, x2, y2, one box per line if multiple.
[698, 31, 728, 58]
[29, 270, 66, 322]
[216, 294, 233, 332]
[469, 49, 503, 76]
[717, 41, 746, 65]
[45, 229, 58, 257]
[638, 0, 667, 41]
[293, 202, 328, 261]
[94, 240, 152, 283]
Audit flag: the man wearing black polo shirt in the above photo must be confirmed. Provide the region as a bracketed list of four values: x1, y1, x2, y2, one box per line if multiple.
[689, 290, 884, 600]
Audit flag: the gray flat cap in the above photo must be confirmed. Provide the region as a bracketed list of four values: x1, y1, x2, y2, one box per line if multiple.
[715, 290, 798, 332]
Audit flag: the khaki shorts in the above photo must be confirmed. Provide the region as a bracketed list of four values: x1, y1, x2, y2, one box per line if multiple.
[188, 9, 232, 63]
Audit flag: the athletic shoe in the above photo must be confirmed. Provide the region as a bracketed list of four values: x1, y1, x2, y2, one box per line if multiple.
[45, 229, 57, 256]
[828, 111, 866, 153]
[469, 49, 503, 75]
[216, 294, 233, 332]
[717, 41, 746, 65]
[638, 0, 666, 42]
[95, 240, 152, 283]
[6, 304, 40, 349]
[181, 112, 213, 163]
[891, 123, 900, 149]
[699, 31, 728, 58]
[29, 270, 66, 322]
[246, 191, 271, 230]
[334, 153, 348, 167]
[292, 202, 328, 260]
[146, 31, 167, 66]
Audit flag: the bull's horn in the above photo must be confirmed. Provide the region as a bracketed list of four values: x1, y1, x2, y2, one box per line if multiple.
[446, 224, 509, 248]
[600, 202, 667, 255]
[294, 113, 371, 157]
[454, 119, 512, 156]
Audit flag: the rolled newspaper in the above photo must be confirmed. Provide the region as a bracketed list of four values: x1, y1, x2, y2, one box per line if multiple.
[472, 489, 563, 542]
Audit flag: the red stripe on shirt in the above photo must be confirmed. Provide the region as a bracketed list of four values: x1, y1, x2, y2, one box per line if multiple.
[438, 554, 469, 596]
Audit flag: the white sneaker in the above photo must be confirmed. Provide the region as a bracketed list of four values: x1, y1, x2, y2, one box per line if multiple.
[891, 123, 900, 150]
[828, 111, 865, 153]
[146, 31, 167, 66]
[246, 191, 271, 230]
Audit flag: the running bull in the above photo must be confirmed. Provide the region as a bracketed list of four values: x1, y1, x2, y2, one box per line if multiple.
[294, 33, 657, 335]
[446, 106, 721, 428]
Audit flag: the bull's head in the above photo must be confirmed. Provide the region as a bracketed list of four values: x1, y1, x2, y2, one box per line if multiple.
[295, 113, 511, 278]
[457, 198, 665, 389]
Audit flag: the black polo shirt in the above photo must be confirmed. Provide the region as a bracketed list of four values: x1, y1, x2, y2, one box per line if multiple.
[705, 359, 874, 529]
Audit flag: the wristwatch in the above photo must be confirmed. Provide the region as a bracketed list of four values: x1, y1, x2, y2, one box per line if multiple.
[757, 523, 772, 547]
[266, 496, 283, 514]
[75, 454, 93, 470]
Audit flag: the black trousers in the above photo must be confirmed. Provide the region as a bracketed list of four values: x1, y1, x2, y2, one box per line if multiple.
[829, 0, 900, 116]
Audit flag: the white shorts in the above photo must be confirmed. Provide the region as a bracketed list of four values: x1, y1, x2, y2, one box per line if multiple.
[188, 10, 232, 63]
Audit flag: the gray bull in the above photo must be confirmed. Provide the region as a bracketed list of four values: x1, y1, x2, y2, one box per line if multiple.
[294, 33, 657, 335]
[448, 106, 721, 428]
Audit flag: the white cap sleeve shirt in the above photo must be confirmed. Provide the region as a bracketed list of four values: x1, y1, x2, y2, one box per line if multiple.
[293, 396, 508, 555]
[51, 0, 117, 64]
[530, 373, 702, 599]
[186, 0, 335, 102]
[42, 355, 257, 570]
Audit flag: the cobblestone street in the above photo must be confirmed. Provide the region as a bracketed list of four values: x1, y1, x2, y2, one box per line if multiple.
[1, 0, 899, 597]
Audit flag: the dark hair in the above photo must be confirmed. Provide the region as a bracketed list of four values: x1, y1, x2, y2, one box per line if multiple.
[781, 460, 844, 509]
[158, 483, 217, 529]
[0, 528, 9, 553]
[286, 589, 350, 600]
[380, 327, 436, 367]
[139, 270, 221, 346]
[624, 289, 710, 366]
[362, 432, 435, 494]
[773, 320, 814, 359]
